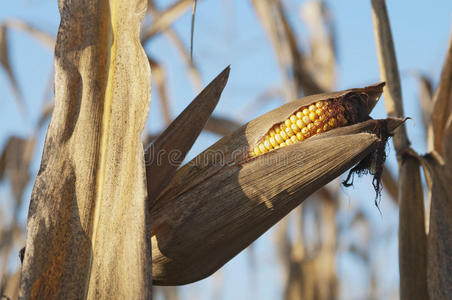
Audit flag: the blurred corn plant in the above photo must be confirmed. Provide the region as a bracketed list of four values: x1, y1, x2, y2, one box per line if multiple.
[0, 1, 451, 300]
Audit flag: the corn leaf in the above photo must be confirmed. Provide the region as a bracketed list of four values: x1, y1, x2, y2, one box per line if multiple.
[0, 24, 26, 116]
[425, 29, 452, 300]
[19, 1, 152, 299]
[141, 0, 192, 44]
[145, 66, 229, 204]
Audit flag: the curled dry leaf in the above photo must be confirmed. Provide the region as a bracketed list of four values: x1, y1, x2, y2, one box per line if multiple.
[149, 83, 405, 285]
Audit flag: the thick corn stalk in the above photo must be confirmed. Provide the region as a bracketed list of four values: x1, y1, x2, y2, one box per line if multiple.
[19, 1, 152, 299]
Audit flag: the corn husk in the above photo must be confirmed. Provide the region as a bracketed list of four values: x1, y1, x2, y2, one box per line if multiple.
[150, 83, 404, 285]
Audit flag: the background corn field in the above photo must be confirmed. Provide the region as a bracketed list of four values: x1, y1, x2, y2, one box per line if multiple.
[0, 0, 451, 299]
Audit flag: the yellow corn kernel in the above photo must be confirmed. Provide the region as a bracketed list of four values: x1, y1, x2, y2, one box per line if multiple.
[280, 130, 288, 139]
[291, 123, 300, 133]
[296, 132, 304, 141]
[250, 100, 350, 157]
[296, 119, 305, 129]
[285, 126, 294, 137]
[328, 117, 337, 128]
[296, 111, 303, 119]
[254, 146, 261, 156]
[309, 112, 316, 121]
[269, 136, 277, 147]
[269, 129, 276, 137]
[264, 140, 273, 150]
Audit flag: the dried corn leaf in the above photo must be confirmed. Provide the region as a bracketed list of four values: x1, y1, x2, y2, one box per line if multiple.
[141, 0, 192, 44]
[0, 24, 26, 116]
[422, 154, 452, 300]
[147, 4, 202, 91]
[150, 84, 404, 285]
[1, 269, 20, 300]
[414, 72, 433, 131]
[398, 155, 428, 300]
[145, 66, 229, 204]
[148, 57, 171, 125]
[381, 165, 398, 203]
[274, 0, 323, 96]
[204, 116, 241, 136]
[425, 29, 452, 300]
[20, 1, 152, 299]
[252, 0, 297, 101]
[428, 33, 452, 156]
[0, 136, 35, 205]
[300, 1, 337, 92]
[4, 19, 55, 50]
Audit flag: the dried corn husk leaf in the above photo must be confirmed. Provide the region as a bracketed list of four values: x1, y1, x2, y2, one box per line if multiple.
[301, 1, 337, 92]
[414, 72, 433, 131]
[4, 19, 55, 50]
[398, 155, 428, 300]
[422, 154, 452, 300]
[204, 116, 241, 136]
[150, 84, 404, 285]
[0, 24, 26, 116]
[428, 33, 452, 156]
[0, 136, 35, 205]
[20, 1, 152, 299]
[147, 4, 203, 91]
[425, 29, 452, 300]
[146, 67, 229, 204]
[141, 0, 192, 44]
[381, 165, 398, 203]
[148, 56, 171, 125]
[1, 269, 20, 300]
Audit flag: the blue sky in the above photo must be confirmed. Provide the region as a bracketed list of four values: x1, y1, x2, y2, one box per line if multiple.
[1, 1, 451, 299]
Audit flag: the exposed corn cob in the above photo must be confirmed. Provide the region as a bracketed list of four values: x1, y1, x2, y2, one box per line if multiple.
[251, 100, 349, 156]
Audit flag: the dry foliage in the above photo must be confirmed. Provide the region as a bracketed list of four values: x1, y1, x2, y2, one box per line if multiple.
[0, 1, 450, 299]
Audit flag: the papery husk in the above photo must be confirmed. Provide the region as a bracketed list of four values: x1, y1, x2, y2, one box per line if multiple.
[150, 84, 403, 285]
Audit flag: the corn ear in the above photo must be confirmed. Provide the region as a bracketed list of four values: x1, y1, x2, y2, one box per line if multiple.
[149, 83, 403, 285]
